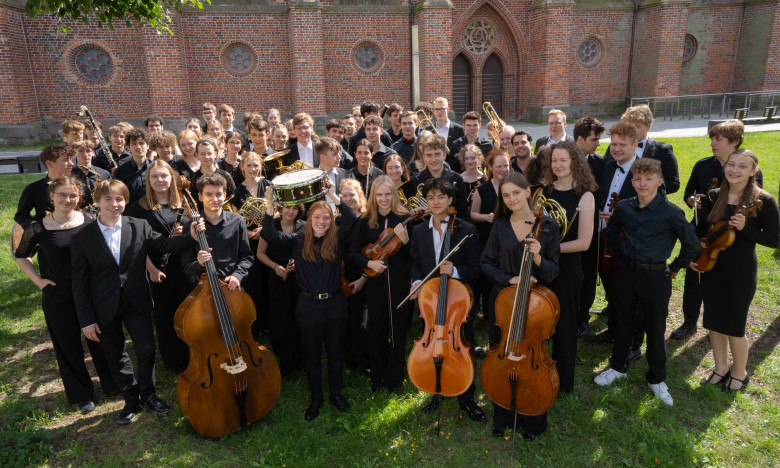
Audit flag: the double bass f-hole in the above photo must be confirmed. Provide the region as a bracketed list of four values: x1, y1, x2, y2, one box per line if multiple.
[201, 353, 219, 389]
[240, 341, 263, 367]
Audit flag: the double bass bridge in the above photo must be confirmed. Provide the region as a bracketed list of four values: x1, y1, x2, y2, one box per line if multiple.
[220, 356, 248, 375]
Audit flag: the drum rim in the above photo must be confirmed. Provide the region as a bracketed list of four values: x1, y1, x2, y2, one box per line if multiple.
[271, 168, 325, 185]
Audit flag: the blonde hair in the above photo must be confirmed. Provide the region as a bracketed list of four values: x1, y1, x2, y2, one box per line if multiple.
[365, 175, 408, 229]
[621, 104, 653, 126]
[339, 178, 367, 215]
[140, 160, 182, 211]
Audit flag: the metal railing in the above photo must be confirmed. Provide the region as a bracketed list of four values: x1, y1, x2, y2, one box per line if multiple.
[629, 91, 780, 121]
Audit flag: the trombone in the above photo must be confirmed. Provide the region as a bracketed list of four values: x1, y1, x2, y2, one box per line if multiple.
[483, 102, 505, 142]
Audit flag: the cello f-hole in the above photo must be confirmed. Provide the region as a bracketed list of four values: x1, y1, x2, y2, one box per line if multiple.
[528, 346, 539, 371]
[421, 328, 434, 348]
[448, 330, 461, 352]
[201, 352, 219, 389]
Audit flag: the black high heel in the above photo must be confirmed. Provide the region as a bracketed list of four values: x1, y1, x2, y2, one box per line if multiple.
[722, 374, 749, 392]
[701, 369, 730, 385]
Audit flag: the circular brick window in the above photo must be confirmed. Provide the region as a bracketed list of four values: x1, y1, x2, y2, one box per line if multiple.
[463, 20, 495, 55]
[354, 42, 382, 73]
[577, 37, 603, 66]
[71, 44, 113, 85]
[222, 42, 257, 76]
[683, 34, 697, 62]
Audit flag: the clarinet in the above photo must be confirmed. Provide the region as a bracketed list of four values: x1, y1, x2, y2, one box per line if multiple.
[160, 210, 184, 272]
[79, 106, 117, 169]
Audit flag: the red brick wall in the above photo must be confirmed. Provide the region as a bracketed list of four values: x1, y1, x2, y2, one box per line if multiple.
[763, 2, 780, 89]
[143, 10, 190, 118]
[0, 5, 39, 124]
[288, 6, 326, 115]
[630, 4, 689, 97]
[415, 6, 452, 105]
[527, 3, 575, 106]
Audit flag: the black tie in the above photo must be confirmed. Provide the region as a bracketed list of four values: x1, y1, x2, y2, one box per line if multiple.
[616, 165, 625, 174]
[638, 141, 644, 148]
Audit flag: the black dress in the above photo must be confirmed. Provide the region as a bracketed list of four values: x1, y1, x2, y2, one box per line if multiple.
[697, 190, 780, 336]
[125, 201, 192, 371]
[464, 174, 486, 209]
[481, 214, 560, 436]
[349, 211, 412, 391]
[545, 187, 585, 392]
[218, 157, 244, 186]
[14, 215, 118, 403]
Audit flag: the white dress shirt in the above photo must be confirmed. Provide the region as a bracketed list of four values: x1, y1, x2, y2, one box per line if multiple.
[97, 217, 123, 264]
[297, 141, 314, 167]
[412, 216, 460, 288]
[636, 137, 648, 159]
[601, 155, 637, 230]
[435, 120, 451, 141]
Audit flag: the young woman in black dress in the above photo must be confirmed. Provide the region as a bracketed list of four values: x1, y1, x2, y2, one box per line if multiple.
[480, 172, 560, 440]
[219, 131, 245, 186]
[691, 149, 780, 391]
[174, 129, 200, 181]
[544, 141, 596, 392]
[14, 176, 118, 411]
[256, 202, 305, 376]
[350, 175, 411, 392]
[126, 160, 191, 372]
[458, 143, 486, 202]
[261, 184, 357, 421]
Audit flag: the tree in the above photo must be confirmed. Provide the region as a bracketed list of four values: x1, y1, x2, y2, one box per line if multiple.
[25, 0, 210, 34]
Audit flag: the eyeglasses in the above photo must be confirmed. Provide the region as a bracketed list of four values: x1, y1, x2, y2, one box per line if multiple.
[54, 192, 79, 200]
[433, 108, 447, 112]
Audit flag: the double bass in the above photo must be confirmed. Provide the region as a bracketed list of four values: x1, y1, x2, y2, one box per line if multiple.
[480, 211, 560, 416]
[407, 211, 475, 398]
[174, 178, 281, 438]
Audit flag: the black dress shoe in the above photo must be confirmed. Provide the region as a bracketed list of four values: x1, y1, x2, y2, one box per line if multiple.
[627, 348, 642, 363]
[492, 428, 505, 437]
[459, 400, 487, 422]
[329, 394, 350, 412]
[522, 429, 542, 442]
[421, 395, 441, 414]
[671, 323, 697, 339]
[143, 395, 171, 415]
[473, 346, 487, 359]
[78, 400, 96, 413]
[304, 400, 323, 421]
[577, 322, 590, 337]
[584, 330, 613, 343]
[117, 403, 140, 425]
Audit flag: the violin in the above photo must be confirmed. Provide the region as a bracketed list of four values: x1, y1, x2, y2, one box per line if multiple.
[361, 209, 425, 277]
[694, 200, 762, 272]
[407, 209, 475, 397]
[174, 178, 281, 438]
[480, 210, 560, 416]
[598, 192, 620, 276]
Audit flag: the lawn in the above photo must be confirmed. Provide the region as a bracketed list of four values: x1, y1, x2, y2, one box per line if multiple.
[1, 132, 778, 467]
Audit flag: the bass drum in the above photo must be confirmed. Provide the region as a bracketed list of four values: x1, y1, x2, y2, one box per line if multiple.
[272, 168, 328, 206]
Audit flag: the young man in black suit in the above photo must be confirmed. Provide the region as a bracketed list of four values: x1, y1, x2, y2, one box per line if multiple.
[14, 143, 73, 228]
[114, 128, 152, 208]
[534, 109, 575, 150]
[348, 101, 394, 156]
[324, 119, 354, 169]
[605, 104, 680, 197]
[71, 139, 111, 208]
[72, 179, 201, 425]
[390, 110, 418, 164]
[449, 111, 493, 173]
[364, 115, 397, 168]
[410, 135, 470, 221]
[573, 116, 606, 336]
[427, 97, 465, 153]
[408, 177, 486, 422]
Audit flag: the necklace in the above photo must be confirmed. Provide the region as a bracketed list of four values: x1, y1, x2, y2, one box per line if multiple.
[51, 212, 76, 227]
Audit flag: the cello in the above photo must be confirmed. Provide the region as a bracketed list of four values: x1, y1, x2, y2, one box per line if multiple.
[406, 211, 475, 398]
[174, 177, 281, 438]
[480, 210, 560, 416]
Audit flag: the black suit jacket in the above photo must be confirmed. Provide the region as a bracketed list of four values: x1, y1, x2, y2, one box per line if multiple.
[605, 138, 680, 196]
[71, 216, 196, 328]
[596, 160, 636, 210]
[534, 135, 575, 152]
[410, 167, 470, 221]
[348, 127, 393, 156]
[585, 153, 607, 182]
[410, 218, 481, 286]
[422, 122, 465, 153]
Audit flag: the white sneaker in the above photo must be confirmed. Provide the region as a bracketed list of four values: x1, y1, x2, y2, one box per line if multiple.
[648, 381, 674, 406]
[594, 368, 627, 386]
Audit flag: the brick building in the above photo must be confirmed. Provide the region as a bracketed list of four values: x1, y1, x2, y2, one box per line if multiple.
[1, 0, 779, 144]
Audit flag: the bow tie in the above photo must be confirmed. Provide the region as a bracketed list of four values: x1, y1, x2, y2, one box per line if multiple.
[616, 165, 625, 174]
[403, 138, 415, 144]
[638, 141, 644, 148]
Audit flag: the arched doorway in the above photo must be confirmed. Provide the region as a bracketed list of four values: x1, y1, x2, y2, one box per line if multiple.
[452, 54, 471, 119]
[482, 54, 503, 117]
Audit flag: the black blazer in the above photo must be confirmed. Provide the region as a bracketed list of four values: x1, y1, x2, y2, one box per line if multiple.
[410, 167, 470, 221]
[422, 122, 465, 153]
[410, 218, 481, 286]
[71, 216, 196, 328]
[348, 127, 393, 156]
[585, 153, 607, 182]
[323, 167, 351, 192]
[596, 159, 636, 210]
[534, 135, 574, 152]
[605, 138, 680, 196]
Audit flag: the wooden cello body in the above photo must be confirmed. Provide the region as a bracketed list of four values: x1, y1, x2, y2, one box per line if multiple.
[175, 180, 280, 438]
[480, 215, 560, 416]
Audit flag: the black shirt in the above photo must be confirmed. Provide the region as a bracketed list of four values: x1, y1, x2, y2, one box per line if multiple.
[371, 144, 398, 169]
[349, 165, 383, 198]
[410, 167, 470, 221]
[114, 158, 152, 208]
[683, 156, 764, 212]
[125, 201, 188, 267]
[605, 194, 699, 272]
[386, 127, 403, 144]
[218, 157, 245, 186]
[72, 165, 111, 207]
[93, 144, 132, 171]
[14, 176, 55, 228]
[261, 202, 357, 294]
[449, 136, 494, 173]
[390, 136, 416, 164]
[182, 211, 254, 282]
[348, 127, 394, 156]
[190, 168, 237, 211]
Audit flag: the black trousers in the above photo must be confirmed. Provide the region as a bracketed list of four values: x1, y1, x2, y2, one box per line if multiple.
[42, 289, 117, 403]
[550, 252, 581, 392]
[365, 274, 410, 390]
[268, 272, 303, 376]
[99, 289, 157, 404]
[296, 294, 348, 402]
[344, 288, 369, 371]
[149, 273, 189, 372]
[243, 251, 269, 335]
[681, 266, 703, 327]
[609, 265, 672, 384]
[493, 405, 548, 435]
[579, 230, 600, 324]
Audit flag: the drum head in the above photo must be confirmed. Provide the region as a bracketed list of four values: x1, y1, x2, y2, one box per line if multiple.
[272, 168, 325, 185]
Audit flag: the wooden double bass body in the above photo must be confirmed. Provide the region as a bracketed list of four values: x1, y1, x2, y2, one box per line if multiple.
[480, 215, 560, 416]
[175, 182, 280, 438]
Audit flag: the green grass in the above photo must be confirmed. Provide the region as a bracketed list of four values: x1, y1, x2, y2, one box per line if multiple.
[1, 133, 779, 467]
[0, 140, 62, 151]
